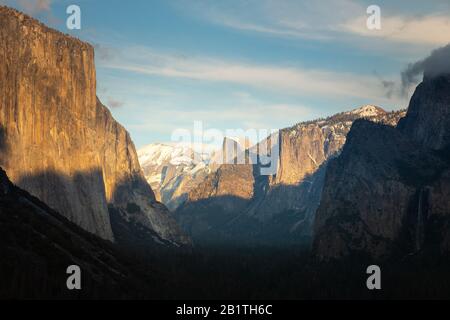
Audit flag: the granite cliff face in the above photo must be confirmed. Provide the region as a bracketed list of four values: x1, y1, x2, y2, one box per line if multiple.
[0, 7, 188, 245]
[175, 106, 405, 245]
[313, 74, 450, 260]
[397, 73, 450, 150]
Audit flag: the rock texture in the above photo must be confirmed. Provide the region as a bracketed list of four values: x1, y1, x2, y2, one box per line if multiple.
[313, 74, 450, 260]
[175, 106, 405, 245]
[0, 6, 188, 245]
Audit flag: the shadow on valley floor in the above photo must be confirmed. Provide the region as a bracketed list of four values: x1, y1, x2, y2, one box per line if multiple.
[1, 165, 450, 299]
[0, 165, 190, 299]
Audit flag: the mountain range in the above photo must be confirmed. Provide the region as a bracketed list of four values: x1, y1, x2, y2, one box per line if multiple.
[1, 5, 450, 299]
[138, 137, 251, 211]
[140, 106, 406, 246]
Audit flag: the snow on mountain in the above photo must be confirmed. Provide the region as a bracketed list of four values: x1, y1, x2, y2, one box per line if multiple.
[138, 138, 255, 211]
[138, 142, 216, 210]
[174, 106, 407, 246]
[138, 106, 403, 213]
[346, 105, 386, 117]
[138, 143, 198, 168]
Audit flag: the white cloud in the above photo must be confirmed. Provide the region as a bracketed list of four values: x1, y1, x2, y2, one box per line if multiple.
[173, 0, 450, 47]
[342, 14, 450, 46]
[99, 46, 399, 103]
[127, 101, 312, 136]
[174, 0, 361, 41]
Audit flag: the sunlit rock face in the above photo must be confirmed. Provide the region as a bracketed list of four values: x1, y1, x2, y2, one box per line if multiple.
[174, 105, 405, 245]
[0, 7, 189, 245]
[313, 74, 450, 261]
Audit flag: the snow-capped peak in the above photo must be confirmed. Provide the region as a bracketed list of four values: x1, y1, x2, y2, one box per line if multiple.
[347, 105, 386, 117]
[138, 143, 196, 167]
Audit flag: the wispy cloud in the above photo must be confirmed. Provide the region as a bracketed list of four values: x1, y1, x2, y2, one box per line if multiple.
[174, 0, 360, 41]
[127, 100, 312, 136]
[107, 98, 125, 109]
[93, 43, 117, 61]
[1, 0, 60, 25]
[1, 0, 53, 14]
[18, 0, 51, 13]
[99, 46, 400, 103]
[343, 14, 450, 46]
[173, 0, 450, 48]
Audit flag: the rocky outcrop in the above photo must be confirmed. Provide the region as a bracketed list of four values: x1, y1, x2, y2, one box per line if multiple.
[397, 74, 450, 150]
[175, 106, 405, 245]
[313, 74, 450, 260]
[0, 6, 188, 245]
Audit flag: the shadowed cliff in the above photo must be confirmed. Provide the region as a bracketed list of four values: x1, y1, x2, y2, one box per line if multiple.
[314, 74, 450, 261]
[0, 126, 6, 153]
[176, 163, 327, 247]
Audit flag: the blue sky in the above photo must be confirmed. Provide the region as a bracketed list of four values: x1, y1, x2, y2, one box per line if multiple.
[3, 0, 450, 147]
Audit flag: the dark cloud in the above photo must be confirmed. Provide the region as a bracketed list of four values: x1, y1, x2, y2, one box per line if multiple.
[107, 98, 125, 109]
[401, 43, 450, 95]
[93, 44, 116, 61]
[381, 80, 395, 99]
[373, 70, 397, 99]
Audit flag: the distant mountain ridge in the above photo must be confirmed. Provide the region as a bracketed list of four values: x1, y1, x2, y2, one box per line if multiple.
[172, 105, 406, 246]
[138, 143, 212, 211]
[138, 137, 252, 211]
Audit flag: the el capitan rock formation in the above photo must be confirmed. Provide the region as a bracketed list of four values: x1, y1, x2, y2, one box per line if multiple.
[0, 6, 188, 245]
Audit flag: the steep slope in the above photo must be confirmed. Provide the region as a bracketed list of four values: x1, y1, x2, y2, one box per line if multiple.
[0, 166, 177, 299]
[313, 74, 450, 260]
[0, 7, 188, 245]
[175, 106, 406, 245]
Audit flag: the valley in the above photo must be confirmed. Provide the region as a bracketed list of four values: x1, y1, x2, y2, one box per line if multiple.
[0, 4, 449, 300]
